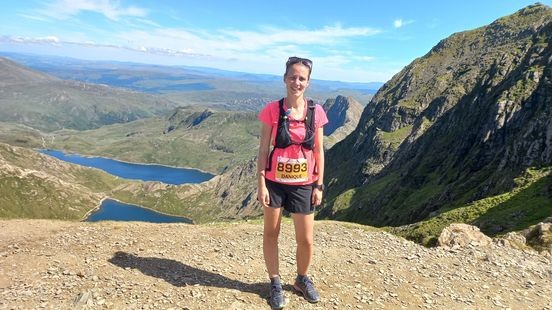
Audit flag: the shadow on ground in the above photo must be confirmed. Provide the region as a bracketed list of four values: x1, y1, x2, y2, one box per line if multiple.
[108, 251, 267, 299]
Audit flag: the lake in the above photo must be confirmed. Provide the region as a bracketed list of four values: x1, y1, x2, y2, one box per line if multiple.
[88, 199, 192, 223]
[40, 149, 213, 184]
[39, 149, 214, 223]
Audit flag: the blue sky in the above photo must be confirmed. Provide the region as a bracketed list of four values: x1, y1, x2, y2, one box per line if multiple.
[0, 0, 549, 83]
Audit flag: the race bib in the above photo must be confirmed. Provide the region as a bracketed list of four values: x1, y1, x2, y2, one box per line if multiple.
[275, 157, 308, 183]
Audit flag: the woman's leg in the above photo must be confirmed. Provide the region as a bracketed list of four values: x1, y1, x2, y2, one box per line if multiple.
[291, 212, 315, 276]
[263, 206, 283, 278]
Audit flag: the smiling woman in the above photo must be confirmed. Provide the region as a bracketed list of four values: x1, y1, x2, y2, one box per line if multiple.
[256, 56, 329, 308]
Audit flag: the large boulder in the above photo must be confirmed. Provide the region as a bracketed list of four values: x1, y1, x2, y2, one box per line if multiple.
[437, 223, 492, 247]
[523, 218, 552, 253]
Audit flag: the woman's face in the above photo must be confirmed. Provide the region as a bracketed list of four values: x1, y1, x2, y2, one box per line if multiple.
[284, 63, 310, 98]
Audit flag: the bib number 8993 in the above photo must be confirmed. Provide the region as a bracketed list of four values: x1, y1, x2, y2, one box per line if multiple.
[276, 162, 307, 173]
[275, 157, 308, 183]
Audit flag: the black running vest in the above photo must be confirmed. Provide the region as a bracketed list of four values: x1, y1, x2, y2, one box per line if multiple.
[266, 98, 316, 172]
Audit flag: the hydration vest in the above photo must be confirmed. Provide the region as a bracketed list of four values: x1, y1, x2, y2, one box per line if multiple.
[266, 98, 316, 172]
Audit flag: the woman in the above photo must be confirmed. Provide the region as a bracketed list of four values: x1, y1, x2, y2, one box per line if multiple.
[257, 56, 328, 309]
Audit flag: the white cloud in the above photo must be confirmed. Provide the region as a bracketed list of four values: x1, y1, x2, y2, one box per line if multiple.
[134, 18, 162, 28]
[2, 10, 389, 82]
[357, 56, 376, 62]
[112, 24, 381, 62]
[42, 36, 60, 43]
[394, 19, 415, 28]
[220, 24, 380, 49]
[394, 19, 404, 28]
[5, 35, 60, 44]
[19, 14, 52, 22]
[40, 0, 147, 21]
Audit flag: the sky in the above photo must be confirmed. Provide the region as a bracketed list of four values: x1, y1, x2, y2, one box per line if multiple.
[0, 0, 549, 83]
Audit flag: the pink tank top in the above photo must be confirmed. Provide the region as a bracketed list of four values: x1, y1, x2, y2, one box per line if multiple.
[258, 99, 328, 185]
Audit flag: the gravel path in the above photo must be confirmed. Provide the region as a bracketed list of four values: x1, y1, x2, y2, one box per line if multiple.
[1, 219, 551, 309]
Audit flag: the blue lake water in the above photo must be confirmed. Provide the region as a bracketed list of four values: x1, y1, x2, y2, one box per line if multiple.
[88, 199, 192, 223]
[39, 149, 214, 223]
[40, 149, 213, 185]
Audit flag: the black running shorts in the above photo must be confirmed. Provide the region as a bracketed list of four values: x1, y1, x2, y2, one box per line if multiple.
[265, 179, 315, 214]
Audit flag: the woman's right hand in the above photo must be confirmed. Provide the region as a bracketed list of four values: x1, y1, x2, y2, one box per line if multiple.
[257, 185, 270, 207]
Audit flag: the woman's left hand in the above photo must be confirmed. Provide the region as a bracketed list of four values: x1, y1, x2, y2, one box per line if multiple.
[311, 188, 323, 206]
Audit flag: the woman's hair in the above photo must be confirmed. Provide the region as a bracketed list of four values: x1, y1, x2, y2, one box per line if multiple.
[284, 56, 313, 79]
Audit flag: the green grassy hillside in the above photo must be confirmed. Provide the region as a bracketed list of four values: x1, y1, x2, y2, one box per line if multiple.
[0, 57, 179, 132]
[388, 167, 552, 246]
[41, 108, 260, 174]
[0, 105, 260, 175]
[0, 143, 237, 223]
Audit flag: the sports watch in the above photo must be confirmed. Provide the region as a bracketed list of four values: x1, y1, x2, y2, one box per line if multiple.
[313, 183, 325, 191]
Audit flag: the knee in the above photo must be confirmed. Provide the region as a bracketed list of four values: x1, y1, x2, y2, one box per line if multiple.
[296, 236, 314, 248]
[264, 228, 280, 241]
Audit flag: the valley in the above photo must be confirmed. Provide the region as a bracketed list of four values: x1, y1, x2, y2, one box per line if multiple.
[0, 4, 551, 254]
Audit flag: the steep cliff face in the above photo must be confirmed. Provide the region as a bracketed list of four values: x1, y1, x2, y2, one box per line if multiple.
[211, 156, 260, 218]
[320, 4, 552, 231]
[323, 95, 364, 149]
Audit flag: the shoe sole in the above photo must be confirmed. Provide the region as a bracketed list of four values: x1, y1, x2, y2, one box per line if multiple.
[269, 299, 287, 309]
[293, 283, 320, 303]
[269, 295, 288, 309]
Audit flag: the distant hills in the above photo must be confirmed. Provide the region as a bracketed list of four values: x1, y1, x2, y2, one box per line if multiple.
[0, 57, 178, 132]
[0, 51, 381, 110]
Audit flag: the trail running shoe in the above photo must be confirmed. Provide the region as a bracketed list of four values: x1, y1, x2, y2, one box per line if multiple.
[269, 282, 287, 309]
[293, 275, 320, 303]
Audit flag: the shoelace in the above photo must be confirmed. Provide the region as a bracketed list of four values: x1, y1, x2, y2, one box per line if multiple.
[271, 284, 283, 294]
[301, 277, 316, 294]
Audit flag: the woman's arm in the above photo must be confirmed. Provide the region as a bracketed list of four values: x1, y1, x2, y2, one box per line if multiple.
[312, 126, 325, 205]
[257, 123, 272, 207]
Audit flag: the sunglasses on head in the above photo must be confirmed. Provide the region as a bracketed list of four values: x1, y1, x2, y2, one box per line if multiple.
[286, 56, 313, 69]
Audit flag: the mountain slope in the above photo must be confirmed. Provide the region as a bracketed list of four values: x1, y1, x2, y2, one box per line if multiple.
[0, 57, 55, 84]
[0, 143, 120, 219]
[0, 57, 179, 132]
[319, 4, 552, 237]
[0, 142, 261, 223]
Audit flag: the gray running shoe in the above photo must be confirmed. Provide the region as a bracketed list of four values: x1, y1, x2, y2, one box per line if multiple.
[293, 275, 320, 303]
[269, 282, 287, 309]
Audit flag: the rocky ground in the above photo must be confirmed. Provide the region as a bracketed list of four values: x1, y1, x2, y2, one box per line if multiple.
[0, 219, 551, 310]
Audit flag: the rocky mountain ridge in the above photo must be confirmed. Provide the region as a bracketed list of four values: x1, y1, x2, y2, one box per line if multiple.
[323, 95, 364, 149]
[319, 4, 552, 237]
[1, 219, 551, 309]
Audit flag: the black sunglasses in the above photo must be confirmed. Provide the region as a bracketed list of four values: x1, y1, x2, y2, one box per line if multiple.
[286, 56, 313, 70]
